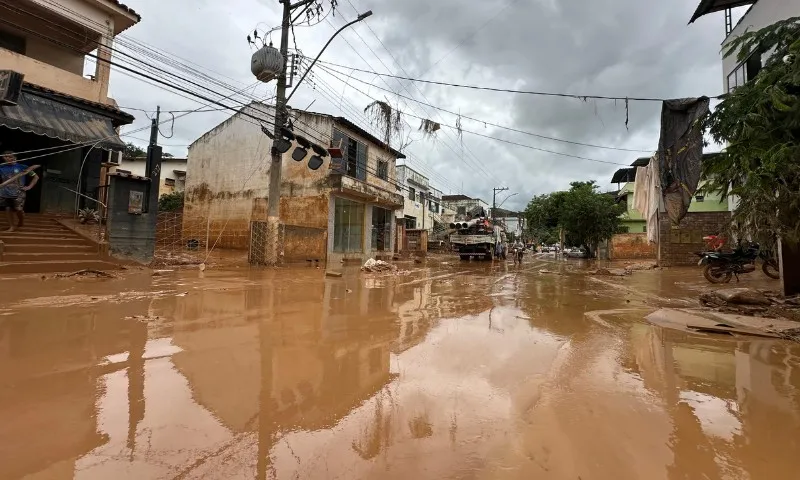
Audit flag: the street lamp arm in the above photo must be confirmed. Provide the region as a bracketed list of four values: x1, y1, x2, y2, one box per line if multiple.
[497, 192, 518, 209]
[285, 11, 373, 103]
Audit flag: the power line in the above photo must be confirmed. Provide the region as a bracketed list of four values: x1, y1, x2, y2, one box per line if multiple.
[315, 62, 653, 154]
[313, 58, 672, 102]
[321, 16, 501, 185]
[316, 66, 630, 166]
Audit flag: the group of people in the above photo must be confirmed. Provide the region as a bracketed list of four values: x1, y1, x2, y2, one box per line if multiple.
[0, 151, 39, 232]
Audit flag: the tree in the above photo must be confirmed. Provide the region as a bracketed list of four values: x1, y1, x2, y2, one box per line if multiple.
[524, 181, 623, 254]
[158, 191, 184, 212]
[701, 17, 800, 244]
[559, 181, 623, 254]
[122, 142, 146, 160]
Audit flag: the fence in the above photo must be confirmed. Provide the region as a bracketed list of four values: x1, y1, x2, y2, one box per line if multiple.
[153, 210, 250, 266]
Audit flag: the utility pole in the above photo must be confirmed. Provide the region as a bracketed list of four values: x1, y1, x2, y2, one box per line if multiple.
[264, 0, 298, 265]
[421, 191, 426, 230]
[145, 106, 162, 213]
[492, 187, 508, 220]
[263, 1, 371, 265]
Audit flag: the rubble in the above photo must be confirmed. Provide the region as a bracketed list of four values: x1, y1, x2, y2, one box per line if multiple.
[361, 258, 398, 273]
[699, 288, 800, 323]
[624, 262, 658, 272]
[713, 288, 772, 306]
[592, 268, 630, 277]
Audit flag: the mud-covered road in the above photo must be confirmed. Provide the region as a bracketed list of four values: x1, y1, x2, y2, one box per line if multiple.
[1, 258, 799, 479]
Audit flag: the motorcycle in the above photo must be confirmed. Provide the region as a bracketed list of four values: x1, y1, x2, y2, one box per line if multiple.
[697, 242, 780, 283]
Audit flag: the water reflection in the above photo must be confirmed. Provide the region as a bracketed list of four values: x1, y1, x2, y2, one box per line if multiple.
[0, 267, 798, 479]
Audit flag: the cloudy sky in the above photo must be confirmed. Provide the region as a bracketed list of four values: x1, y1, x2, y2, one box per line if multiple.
[107, 0, 734, 211]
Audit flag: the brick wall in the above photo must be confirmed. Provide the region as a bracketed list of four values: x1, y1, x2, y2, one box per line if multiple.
[610, 233, 656, 260]
[659, 212, 730, 266]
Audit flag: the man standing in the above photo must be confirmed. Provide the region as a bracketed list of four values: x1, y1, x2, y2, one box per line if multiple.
[0, 151, 39, 232]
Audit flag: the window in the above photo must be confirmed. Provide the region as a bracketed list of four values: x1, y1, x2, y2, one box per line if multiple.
[408, 187, 415, 201]
[433, 202, 439, 213]
[695, 194, 705, 202]
[404, 215, 416, 229]
[642, 226, 647, 233]
[164, 178, 176, 187]
[333, 197, 364, 252]
[0, 29, 26, 54]
[727, 51, 763, 92]
[457, 206, 466, 215]
[377, 160, 388, 180]
[332, 129, 367, 181]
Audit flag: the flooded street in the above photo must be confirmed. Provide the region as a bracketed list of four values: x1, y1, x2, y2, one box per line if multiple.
[1, 260, 799, 479]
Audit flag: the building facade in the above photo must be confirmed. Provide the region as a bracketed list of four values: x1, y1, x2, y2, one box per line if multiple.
[610, 156, 729, 234]
[184, 103, 404, 264]
[120, 157, 187, 196]
[689, 0, 800, 92]
[441, 195, 490, 220]
[0, 0, 139, 214]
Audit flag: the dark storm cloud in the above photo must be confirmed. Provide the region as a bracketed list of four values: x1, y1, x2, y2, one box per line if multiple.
[109, 0, 724, 211]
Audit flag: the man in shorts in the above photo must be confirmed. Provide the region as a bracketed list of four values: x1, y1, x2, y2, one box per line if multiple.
[0, 151, 39, 232]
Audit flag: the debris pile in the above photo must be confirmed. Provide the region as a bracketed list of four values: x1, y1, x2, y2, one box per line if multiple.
[361, 258, 398, 273]
[591, 268, 630, 277]
[700, 288, 800, 321]
[624, 262, 658, 272]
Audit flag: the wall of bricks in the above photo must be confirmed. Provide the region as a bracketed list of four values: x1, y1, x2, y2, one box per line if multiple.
[658, 212, 730, 266]
[610, 233, 656, 260]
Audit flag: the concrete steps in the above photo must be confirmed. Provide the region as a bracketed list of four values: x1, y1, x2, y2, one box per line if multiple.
[0, 215, 120, 274]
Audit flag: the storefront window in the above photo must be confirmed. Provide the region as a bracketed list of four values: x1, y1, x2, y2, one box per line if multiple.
[333, 197, 364, 252]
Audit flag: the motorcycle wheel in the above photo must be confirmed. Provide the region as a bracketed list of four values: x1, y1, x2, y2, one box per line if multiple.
[762, 259, 780, 280]
[703, 264, 732, 284]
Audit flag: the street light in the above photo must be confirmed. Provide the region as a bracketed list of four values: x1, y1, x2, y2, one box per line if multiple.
[496, 192, 518, 209]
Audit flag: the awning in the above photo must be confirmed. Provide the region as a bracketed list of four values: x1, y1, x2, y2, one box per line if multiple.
[0, 90, 126, 150]
[688, 0, 755, 23]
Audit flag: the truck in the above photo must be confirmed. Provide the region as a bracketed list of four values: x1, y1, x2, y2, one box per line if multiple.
[449, 216, 507, 261]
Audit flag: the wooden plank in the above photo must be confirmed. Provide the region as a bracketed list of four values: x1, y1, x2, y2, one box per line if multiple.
[687, 323, 783, 339]
[0, 165, 40, 189]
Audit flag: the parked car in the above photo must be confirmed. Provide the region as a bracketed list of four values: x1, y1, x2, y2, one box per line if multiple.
[564, 247, 588, 258]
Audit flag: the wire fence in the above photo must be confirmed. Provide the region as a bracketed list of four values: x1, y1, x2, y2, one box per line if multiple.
[153, 210, 251, 267]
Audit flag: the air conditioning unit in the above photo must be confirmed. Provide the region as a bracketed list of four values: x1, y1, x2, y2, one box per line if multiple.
[0, 70, 24, 106]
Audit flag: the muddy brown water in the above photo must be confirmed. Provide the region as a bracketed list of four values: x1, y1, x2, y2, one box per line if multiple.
[0, 260, 798, 479]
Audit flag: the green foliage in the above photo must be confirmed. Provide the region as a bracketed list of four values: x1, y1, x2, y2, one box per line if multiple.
[158, 191, 184, 212]
[524, 181, 623, 250]
[123, 142, 146, 160]
[701, 17, 800, 243]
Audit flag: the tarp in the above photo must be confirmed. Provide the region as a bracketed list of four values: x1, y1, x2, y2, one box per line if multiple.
[0, 91, 125, 150]
[657, 97, 710, 224]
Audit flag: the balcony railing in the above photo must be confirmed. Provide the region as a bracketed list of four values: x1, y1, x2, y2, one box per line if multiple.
[0, 48, 104, 104]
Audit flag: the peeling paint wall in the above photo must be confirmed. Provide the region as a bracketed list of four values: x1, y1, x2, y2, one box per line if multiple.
[184, 104, 401, 262]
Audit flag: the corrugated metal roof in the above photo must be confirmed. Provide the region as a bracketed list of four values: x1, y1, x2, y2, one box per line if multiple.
[0, 90, 126, 150]
[689, 0, 756, 23]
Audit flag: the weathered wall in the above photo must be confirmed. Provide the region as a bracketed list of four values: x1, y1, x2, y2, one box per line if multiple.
[184, 105, 275, 249]
[610, 233, 656, 260]
[658, 212, 730, 266]
[121, 158, 188, 196]
[106, 173, 159, 264]
[185, 105, 401, 259]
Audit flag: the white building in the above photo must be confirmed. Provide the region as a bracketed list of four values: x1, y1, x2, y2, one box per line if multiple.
[118, 157, 188, 196]
[395, 165, 453, 231]
[689, 0, 800, 92]
[441, 195, 490, 220]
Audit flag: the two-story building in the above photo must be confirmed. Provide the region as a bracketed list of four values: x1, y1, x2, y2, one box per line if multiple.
[184, 103, 405, 264]
[0, 0, 139, 214]
[689, 0, 800, 94]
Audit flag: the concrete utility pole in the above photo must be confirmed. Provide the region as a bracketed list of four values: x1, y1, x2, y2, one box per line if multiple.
[263, 1, 372, 265]
[492, 187, 508, 220]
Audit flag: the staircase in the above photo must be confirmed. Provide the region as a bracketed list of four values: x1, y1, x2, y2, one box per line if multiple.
[0, 215, 120, 274]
